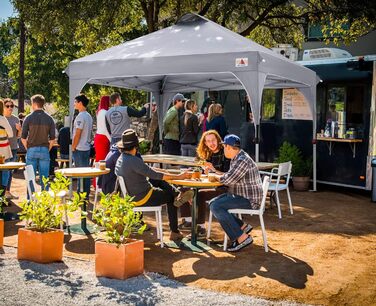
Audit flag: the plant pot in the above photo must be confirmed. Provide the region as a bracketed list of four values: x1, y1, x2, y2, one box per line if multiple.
[292, 176, 310, 191]
[0, 219, 4, 248]
[95, 239, 144, 280]
[17, 228, 64, 263]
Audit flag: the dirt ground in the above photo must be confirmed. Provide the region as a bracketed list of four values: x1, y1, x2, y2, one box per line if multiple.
[2, 170, 376, 306]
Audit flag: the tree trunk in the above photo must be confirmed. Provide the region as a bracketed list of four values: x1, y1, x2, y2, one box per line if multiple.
[18, 18, 26, 113]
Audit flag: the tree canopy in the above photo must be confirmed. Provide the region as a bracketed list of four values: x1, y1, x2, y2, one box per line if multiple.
[0, 0, 374, 121]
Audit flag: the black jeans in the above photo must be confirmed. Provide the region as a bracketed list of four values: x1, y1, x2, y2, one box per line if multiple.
[143, 181, 179, 232]
[163, 139, 181, 155]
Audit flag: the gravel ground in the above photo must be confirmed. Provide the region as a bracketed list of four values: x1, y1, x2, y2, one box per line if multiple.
[0, 246, 305, 306]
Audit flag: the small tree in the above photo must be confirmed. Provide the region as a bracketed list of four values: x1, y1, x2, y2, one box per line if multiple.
[18, 173, 86, 232]
[93, 193, 146, 245]
[275, 141, 312, 177]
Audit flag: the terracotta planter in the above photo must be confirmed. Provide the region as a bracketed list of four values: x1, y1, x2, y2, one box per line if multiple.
[95, 239, 144, 280]
[0, 219, 4, 248]
[17, 228, 64, 263]
[292, 176, 310, 191]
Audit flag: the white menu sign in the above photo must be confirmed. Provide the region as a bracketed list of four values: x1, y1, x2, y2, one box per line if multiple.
[282, 89, 313, 120]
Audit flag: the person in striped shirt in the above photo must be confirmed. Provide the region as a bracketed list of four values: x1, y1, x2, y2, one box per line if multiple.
[209, 134, 262, 252]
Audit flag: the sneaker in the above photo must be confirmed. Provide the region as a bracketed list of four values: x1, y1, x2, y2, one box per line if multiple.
[197, 226, 207, 237]
[173, 190, 194, 207]
[242, 223, 253, 234]
[169, 231, 184, 241]
[5, 191, 19, 200]
[227, 236, 253, 252]
[178, 220, 192, 229]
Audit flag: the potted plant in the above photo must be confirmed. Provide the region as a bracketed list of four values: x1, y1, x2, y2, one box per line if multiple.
[93, 193, 146, 280]
[0, 195, 8, 248]
[275, 141, 312, 191]
[17, 173, 85, 263]
[138, 139, 151, 155]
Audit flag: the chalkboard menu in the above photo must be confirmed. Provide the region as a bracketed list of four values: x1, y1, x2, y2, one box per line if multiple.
[282, 89, 313, 120]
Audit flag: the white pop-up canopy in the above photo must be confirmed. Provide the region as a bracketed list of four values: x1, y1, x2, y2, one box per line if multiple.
[66, 13, 318, 190]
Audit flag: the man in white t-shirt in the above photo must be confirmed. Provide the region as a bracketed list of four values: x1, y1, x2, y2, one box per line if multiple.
[72, 94, 93, 198]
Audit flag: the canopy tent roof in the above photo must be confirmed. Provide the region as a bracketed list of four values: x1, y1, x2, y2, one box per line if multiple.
[66, 13, 317, 125]
[66, 12, 318, 190]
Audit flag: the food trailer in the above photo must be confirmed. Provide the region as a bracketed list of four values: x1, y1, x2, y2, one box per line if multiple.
[217, 54, 375, 190]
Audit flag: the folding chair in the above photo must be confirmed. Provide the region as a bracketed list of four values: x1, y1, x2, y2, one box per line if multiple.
[24, 165, 69, 231]
[117, 176, 165, 248]
[207, 176, 270, 252]
[260, 161, 293, 219]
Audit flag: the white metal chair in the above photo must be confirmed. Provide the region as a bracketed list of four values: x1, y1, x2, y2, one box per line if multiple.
[117, 176, 165, 248]
[206, 176, 270, 252]
[24, 165, 69, 230]
[260, 161, 293, 219]
[93, 177, 102, 212]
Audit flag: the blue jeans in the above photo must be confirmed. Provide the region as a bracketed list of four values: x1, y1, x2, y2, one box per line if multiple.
[209, 193, 251, 241]
[73, 150, 91, 199]
[181, 144, 197, 157]
[26, 146, 50, 190]
[6, 149, 18, 190]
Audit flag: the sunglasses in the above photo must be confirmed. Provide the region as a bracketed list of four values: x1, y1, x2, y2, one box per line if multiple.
[5, 105, 14, 108]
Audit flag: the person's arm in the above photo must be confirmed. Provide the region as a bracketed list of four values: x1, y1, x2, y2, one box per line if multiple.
[127, 106, 147, 118]
[72, 129, 82, 151]
[105, 114, 111, 136]
[49, 119, 56, 151]
[21, 116, 29, 150]
[163, 109, 175, 133]
[220, 156, 248, 185]
[15, 118, 22, 138]
[1, 117, 13, 138]
[192, 115, 199, 136]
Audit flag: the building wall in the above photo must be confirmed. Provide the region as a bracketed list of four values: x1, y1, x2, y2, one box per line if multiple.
[302, 30, 376, 57]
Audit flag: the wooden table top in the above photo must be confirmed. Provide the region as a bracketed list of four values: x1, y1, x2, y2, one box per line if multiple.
[143, 154, 277, 171]
[316, 136, 363, 143]
[257, 162, 278, 171]
[0, 162, 26, 170]
[167, 175, 223, 188]
[142, 154, 199, 167]
[56, 167, 110, 178]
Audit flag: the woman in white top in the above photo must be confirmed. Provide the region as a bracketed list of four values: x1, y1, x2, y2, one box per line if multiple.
[94, 96, 110, 163]
[0, 99, 14, 188]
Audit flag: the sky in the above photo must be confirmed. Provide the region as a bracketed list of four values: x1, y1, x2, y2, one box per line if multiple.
[0, 0, 17, 22]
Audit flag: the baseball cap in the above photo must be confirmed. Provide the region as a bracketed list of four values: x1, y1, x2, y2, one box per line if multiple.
[173, 93, 187, 102]
[222, 134, 241, 148]
[117, 129, 144, 149]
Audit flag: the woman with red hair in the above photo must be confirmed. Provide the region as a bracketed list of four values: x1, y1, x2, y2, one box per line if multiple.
[94, 96, 110, 163]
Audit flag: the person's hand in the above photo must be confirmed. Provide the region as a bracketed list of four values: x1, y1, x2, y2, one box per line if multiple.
[15, 123, 22, 131]
[203, 162, 215, 174]
[143, 103, 150, 109]
[177, 171, 190, 180]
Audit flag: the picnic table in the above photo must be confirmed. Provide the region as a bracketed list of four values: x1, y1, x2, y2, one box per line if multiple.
[167, 175, 222, 252]
[142, 154, 278, 170]
[56, 167, 110, 234]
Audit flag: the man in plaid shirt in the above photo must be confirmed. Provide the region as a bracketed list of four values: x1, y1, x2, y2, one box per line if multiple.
[209, 134, 262, 252]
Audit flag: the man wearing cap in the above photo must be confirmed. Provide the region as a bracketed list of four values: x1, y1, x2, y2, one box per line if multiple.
[163, 93, 186, 155]
[115, 129, 191, 240]
[106, 92, 149, 145]
[72, 94, 93, 198]
[209, 134, 263, 252]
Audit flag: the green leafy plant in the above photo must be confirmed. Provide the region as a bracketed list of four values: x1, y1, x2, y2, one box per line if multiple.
[18, 173, 86, 232]
[275, 141, 312, 177]
[93, 193, 146, 245]
[0, 195, 8, 214]
[138, 140, 151, 155]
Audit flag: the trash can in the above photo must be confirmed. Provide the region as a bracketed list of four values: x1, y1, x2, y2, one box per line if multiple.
[372, 158, 376, 202]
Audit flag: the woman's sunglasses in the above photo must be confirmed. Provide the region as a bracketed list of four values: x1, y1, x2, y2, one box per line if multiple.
[5, 105, 14, 108]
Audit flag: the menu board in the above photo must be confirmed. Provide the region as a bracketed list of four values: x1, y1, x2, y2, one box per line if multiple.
[282, 89, 313, 120]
